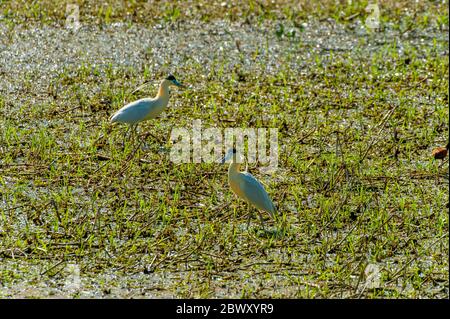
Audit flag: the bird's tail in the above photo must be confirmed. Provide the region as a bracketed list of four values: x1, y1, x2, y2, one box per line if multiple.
[110, 112, 119, 123]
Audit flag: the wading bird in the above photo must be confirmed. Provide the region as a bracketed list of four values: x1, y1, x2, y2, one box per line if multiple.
[110, 74, 183, 142]
[432, 143, 449, 160]
[221, 148, 277, 228]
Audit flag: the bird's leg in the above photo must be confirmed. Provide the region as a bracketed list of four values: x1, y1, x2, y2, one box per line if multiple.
[245, 209, 253, 230]
[244, 204, 255, 230]
[123, 125, 131, 148]
[132, 124, 138, 143]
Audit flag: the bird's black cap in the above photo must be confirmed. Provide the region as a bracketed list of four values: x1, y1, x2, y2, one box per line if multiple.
[166, 74, 176, 81]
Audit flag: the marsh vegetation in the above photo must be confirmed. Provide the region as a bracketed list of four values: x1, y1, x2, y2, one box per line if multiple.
[0, 1, 448, 298]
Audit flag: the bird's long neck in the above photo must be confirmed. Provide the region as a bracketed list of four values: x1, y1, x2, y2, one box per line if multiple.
[228, 161, 241, 180]
[156, 80, 170, 102]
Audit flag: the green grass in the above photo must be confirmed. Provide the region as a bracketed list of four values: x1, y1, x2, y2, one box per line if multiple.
[0, 0, 448, 298]
[1, 0, 448, 30]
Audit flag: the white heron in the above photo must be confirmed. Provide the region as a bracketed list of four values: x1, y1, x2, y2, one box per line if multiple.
[221, 148, 277, 228]
[110, 74, 183, 142]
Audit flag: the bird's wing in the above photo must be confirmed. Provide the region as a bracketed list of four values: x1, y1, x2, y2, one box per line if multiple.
[110, 98, 155, 123]
[238, 172, 276, 216]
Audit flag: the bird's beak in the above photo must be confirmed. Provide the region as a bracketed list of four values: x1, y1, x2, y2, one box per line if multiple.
[221, 151, 233, 164]
[172, 79, 184, 88]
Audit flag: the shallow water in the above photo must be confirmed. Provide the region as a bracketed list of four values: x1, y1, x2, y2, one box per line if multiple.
[0, 19, 447, 107]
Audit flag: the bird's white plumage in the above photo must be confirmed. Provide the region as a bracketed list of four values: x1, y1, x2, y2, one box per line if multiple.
[110, 97, 166, 124]
[237, 171, 277, 216]
[223, 148, 277, 219]
[109, 76, 182, 128]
